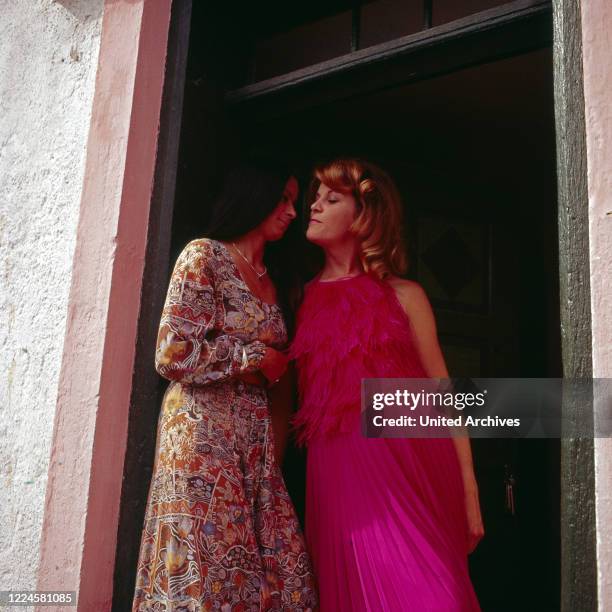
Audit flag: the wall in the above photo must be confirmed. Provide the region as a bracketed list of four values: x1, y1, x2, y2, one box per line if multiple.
[0, 0, 104, 592]
[580, 1, 612, 610]
[33, 1, 173, 608]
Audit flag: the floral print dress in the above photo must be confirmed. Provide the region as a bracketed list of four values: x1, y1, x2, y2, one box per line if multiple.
[132, 238, 317, 612]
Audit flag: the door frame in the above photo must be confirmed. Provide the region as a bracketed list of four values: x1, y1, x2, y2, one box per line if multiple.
[35, 1, 604, 610]
[552, 1, 596, 609]
[116, 1, 596, 609]
[35, 1, 177, 609]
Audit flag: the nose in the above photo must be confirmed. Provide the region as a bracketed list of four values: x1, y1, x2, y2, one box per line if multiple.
[310, 197, 322, 212]
[286, 201, 297, 219]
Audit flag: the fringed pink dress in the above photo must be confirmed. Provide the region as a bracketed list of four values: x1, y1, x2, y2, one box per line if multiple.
[289, 273, 481, 612]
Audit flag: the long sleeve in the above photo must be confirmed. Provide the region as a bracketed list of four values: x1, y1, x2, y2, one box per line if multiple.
[154, 239, 267, 385]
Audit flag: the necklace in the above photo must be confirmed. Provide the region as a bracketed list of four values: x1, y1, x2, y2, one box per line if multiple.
[232, 242, 268, 280]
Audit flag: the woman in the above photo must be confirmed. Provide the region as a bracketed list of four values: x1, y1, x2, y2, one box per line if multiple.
[132, 160, 317, 611]
[290, 158, 483, 611]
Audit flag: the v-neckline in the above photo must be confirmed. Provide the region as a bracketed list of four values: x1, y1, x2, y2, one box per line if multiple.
[214, 240, 281, 310]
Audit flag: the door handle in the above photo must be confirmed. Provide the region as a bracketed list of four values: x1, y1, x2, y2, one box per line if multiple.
[504, 463, 516, 516]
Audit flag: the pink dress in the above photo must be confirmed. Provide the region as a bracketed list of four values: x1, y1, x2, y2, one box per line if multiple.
[289, 273, 481, 612]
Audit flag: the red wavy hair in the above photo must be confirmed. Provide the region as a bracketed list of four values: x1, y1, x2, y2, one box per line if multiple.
[307, 158, 408, 279]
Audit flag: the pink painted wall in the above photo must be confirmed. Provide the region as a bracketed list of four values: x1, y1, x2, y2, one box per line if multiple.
[31, 0, 612, 609]
[579, 1, 612, 609]
[35, 1, 172, 609]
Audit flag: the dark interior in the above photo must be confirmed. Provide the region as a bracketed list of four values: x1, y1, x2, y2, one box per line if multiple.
[117, 2, 561, 610]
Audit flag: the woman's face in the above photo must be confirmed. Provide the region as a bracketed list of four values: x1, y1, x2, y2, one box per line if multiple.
[306, 182, 357, 246]
[260, 176, 298, 241]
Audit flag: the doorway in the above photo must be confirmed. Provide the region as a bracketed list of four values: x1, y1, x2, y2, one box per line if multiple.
[116, 2, 564, 610]
[229, 50, 561, 611]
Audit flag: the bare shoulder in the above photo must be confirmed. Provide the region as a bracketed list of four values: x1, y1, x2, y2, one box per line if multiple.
[386, 276, 430, 314]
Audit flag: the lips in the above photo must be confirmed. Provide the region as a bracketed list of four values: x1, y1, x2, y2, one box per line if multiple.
[309, 218, 322, 224]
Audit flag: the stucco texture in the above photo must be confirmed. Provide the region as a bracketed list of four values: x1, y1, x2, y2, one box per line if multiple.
[0, 0, 103, 591]
[580, 1, 612, 609]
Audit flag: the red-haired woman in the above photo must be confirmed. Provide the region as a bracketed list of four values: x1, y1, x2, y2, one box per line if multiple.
[290, 158, 483, 611]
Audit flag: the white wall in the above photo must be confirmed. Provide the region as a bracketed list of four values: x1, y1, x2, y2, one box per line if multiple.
[0, 0, 103, 591]
[580, 1, 612, 609]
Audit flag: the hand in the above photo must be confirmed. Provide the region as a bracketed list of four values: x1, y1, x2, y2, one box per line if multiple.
[237, 371, 267, 387]
[464, 480, 485, 553]
[259, 347, 289, 384]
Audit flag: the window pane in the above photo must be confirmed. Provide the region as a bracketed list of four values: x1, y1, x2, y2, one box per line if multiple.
[433, 0, 512, 26]
[253, 10, 352, 81]
[360, 0, 424, 49]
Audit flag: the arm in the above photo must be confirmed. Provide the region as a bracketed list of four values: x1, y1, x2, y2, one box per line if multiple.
[155, 240, 266, 385]
[391, 279, 473, 463]
[391, 278, 484, 552]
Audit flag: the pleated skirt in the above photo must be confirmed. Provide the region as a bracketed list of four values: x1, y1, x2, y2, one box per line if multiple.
[305, 425, 481, 611]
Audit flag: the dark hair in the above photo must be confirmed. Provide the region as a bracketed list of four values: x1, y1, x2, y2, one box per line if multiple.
[205, 157, 291, 240]
[204, 157, 302, 336]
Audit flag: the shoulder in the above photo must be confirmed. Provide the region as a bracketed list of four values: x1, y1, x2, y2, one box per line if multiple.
[173, 238, 221, 278]
[385, 276, 439, 338]
[179, 238, 223, 261]
[386, 276, 430, 313]
[179, 237, 218, 259]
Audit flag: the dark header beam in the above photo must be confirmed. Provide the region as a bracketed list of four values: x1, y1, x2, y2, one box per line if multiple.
[226, 0, 552, 121]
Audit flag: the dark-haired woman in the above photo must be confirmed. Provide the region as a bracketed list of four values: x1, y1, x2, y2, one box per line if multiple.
[132, 163, 317, 611]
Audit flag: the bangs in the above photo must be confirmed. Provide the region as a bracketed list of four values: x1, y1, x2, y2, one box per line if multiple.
[307, 160, 357, 204]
